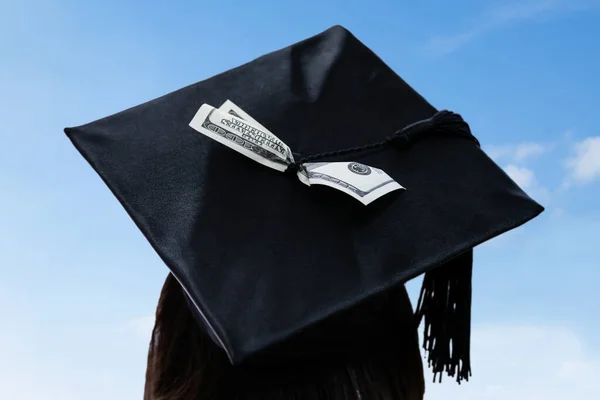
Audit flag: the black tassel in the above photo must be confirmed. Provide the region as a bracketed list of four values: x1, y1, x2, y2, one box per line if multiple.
[284, 110, 479, 173]
[415, 251, 473, 384]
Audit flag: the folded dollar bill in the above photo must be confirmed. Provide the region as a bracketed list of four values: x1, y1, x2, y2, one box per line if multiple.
[190, 104, 294, 171]
[189, 101, 404, 205]
[297, 162, 402, 205]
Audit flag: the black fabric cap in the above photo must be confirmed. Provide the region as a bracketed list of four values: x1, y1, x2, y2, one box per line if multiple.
[65, 25, 544, 383]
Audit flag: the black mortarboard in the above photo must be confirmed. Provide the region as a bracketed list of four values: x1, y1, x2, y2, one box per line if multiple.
[65, 25, 544, 383]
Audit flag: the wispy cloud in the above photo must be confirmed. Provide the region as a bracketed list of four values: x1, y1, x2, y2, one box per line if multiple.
[486, 142, 551, 163]
[3, 321, 598, 399]
[504, 163, 551, 205]
[504, 164, 537, 189]
[425, 0, 592, 56]
[426, 324, 600, 400]
[563, 136, 600, 186]
[484, 141, 552, 204]
[512, 142, 549, 161]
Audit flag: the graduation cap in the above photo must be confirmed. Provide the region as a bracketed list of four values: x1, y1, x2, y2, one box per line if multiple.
[65, 25, 544, 384]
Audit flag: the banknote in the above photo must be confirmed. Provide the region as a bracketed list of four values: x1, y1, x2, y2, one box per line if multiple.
[218, 100, 296, 161]
[189, 104, 294, 172]
[219, 100, 267, 130]
[191, 101, 403, 204]
[297, 161, 404, 205]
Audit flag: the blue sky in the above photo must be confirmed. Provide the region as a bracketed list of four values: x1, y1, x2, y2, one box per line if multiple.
[1, 0, 599, 399]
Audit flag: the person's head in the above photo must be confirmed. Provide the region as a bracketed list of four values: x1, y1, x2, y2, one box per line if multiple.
[144, 274, 425, 400]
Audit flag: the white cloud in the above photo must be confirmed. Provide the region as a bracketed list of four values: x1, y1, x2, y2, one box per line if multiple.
[483, 142, 552, 205]
[504, 164, 536, 189]
[2, 305, 599, 400]
[425, 0, 594, 56]
[139, 321, 595, 399]
[513, 142, 548, 161]
[565, 136, 600, 184]
[485, 142, 550, 163]
[425, 324, 600, 400]
[484, 146, 512, 161]
[503, 164, 551, 205]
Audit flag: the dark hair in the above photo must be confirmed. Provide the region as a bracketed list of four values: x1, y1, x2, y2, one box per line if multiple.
[144, 274, 425, 400]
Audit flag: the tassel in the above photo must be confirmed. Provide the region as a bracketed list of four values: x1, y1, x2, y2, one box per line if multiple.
[285, 110, 479, 171]
[415, 250, 473, 384]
